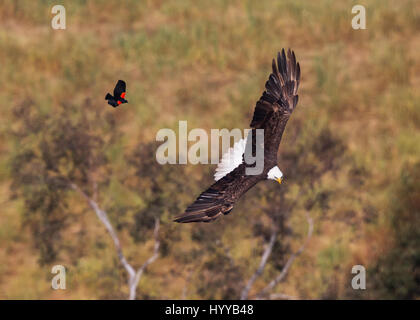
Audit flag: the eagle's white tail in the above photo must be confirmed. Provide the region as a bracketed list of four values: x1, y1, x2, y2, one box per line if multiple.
[214, 137, 247, 181]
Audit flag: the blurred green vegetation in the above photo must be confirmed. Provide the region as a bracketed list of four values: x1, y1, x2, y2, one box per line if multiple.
[0, 0, 419, 299]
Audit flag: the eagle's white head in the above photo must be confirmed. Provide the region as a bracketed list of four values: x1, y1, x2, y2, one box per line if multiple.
[267, 166, 283, 184]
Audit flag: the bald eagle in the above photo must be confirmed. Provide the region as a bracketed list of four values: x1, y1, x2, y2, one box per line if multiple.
[174, 49, 300, 223]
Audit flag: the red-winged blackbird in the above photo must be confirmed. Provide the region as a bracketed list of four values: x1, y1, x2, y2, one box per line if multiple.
[105, 80, 128, 108]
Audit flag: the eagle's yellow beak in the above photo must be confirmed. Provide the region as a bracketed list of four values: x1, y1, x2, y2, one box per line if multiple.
[276, 177, 283, 184]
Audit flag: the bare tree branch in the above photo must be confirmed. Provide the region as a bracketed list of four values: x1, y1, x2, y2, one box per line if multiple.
[181, 268, 194, 299]
[268, 292, 297, 300]
[240, 227, 278, 300]
[129, 218, 160, 300]
[70, 183, 160, 300]
[256, 211, 314, 299]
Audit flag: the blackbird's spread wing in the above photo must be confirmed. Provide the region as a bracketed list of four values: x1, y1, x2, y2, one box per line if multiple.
[113, 80, 126, 99]
[105, 93, 118, 107]
[107, 100, 118, 108]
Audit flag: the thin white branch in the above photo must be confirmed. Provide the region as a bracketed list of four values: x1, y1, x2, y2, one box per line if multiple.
[240, 228, 278, 300]
[268, 292, 297, 300]
[129, 218, 160, 300]
[70, 183, 160, 300]
[256, 211, 314, 299]
[181, 268, 194, 299]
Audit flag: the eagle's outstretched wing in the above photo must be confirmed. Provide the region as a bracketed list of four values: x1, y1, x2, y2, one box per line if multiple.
[174, 164, 260, 223]
[250, 49, 300, 130]
[249, 49, 300, 160]
[175, 49, 300, 223]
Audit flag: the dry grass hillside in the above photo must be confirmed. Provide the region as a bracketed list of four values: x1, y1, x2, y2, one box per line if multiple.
[0, 0, 419, 299]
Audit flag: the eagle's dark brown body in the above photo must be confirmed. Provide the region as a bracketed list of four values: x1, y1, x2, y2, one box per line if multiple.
[175, 49, 300, 223]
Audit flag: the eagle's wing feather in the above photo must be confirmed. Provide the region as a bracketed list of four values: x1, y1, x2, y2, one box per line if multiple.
[174, 165, 259, 223]
[248, 49, 300, 162]
[250, 49, 300, 130]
